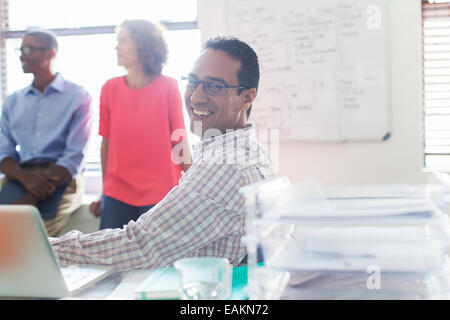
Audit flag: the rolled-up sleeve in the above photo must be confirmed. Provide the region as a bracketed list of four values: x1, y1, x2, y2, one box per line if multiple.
[50, 126, 269, 271]
[0, 96, 18, 166]
[50, 163, 246, 271]
[55, 90, 92, 176]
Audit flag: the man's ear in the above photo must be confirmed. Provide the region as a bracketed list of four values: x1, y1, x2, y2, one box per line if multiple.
[241, 88, 257, 112]
[47, 49, 56, 61]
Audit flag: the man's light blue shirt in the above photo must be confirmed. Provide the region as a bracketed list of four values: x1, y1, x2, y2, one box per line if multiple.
[0, 73, 92, 177]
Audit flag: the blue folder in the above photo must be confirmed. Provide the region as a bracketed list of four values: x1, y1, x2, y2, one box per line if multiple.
[135, 264, 253, 300]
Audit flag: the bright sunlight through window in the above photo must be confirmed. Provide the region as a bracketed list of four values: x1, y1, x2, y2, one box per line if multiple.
[5, 0, 201, 190]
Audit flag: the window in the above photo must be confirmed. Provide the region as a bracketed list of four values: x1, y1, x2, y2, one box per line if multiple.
[1, 0, 200, 180]
[8, 0, 197, 29]
[422, 0, 450, 170]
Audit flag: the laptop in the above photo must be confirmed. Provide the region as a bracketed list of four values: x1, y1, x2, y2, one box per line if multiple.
[0, 205, 113, 298]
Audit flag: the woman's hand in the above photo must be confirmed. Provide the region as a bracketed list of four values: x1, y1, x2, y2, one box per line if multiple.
[89, 197, 102, 217]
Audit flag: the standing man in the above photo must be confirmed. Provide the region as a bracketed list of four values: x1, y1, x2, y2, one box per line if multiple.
[50, 37, 273, 270]
[0, 29, 92, 237]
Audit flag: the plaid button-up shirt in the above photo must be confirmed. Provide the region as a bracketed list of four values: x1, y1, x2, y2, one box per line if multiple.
[51, 125, 274, 271]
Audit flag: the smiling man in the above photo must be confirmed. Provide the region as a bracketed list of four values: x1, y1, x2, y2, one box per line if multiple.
[184, 42, 257, 136]
[50, 37, 274, 270]
[0, 29, 92, 236]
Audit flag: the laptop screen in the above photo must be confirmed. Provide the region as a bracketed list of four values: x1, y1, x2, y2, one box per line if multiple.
[0, 205, 69, 298]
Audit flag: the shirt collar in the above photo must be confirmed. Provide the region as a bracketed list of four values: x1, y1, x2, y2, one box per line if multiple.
[193, 124, 257, 162]
[25, 72, 65, 95]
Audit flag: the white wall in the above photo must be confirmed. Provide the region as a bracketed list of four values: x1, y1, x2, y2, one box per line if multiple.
[276, 0, 426, 185]
[200, 0, 428, 185]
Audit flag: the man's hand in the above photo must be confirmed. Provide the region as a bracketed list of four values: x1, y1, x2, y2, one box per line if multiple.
[0, 158, 71, 201]
[0, 158, 59, 200]
[47, 166, 70, 188]
[20, 172, 56, 200]
[89, 198, 102, 217]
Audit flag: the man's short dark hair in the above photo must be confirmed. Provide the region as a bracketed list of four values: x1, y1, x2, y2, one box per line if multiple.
[203, 37, 259, 119]
[24, 29, 58, 52]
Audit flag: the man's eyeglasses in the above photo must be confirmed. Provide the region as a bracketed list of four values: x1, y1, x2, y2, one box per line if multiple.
[181, 76, 246, 95]
[16, 45, 50, 55]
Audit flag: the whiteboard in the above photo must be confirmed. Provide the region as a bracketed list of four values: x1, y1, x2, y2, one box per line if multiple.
[198, 0, 390, 142]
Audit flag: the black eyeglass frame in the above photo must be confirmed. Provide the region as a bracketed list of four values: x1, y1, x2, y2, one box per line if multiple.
[16, 45, 51, 55]
[181, 76, 247, 95]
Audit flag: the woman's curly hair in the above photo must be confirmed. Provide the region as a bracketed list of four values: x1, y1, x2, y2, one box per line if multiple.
[119, 19, 168, 75]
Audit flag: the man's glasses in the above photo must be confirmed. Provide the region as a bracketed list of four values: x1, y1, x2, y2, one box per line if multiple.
[181, 76, 246, 95]
[16, 45, 50, 55]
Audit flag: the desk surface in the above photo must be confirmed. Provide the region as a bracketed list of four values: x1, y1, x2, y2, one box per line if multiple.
[279, 271, 449, 299]
[67, 267, 450, 300]
[66, 269, 153, 300]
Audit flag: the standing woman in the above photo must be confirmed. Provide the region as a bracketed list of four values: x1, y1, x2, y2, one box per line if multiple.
[90, 20, 191, 229]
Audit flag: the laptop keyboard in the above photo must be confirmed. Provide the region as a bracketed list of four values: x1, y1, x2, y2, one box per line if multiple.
[60, 266, 112, 293]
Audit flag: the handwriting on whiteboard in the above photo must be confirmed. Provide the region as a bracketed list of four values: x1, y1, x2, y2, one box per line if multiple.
[225, 0, 388, 141]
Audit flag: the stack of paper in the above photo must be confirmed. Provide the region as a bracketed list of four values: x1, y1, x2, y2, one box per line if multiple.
[265, 226, 445, 272]
[255, 183, 450, 272]
[264, 184, 445, 221]
[245, 180, 450, 299]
